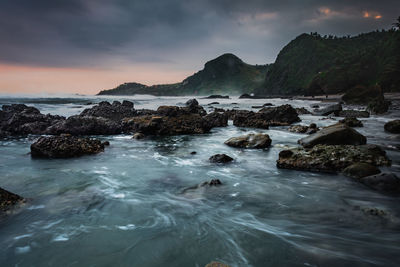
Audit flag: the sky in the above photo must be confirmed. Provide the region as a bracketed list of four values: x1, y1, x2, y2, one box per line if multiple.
[0, 0, 398, 95]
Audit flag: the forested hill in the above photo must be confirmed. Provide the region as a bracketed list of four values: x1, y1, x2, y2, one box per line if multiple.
[255, 29, 400, 96]
[97, 54, 269, 96]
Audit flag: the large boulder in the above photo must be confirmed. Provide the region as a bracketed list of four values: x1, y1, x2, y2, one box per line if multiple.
[209, 154, 234, 163]
[224, 133, 271, 149]
[46, 115, 122, 135]
[384, 120, 400, 134]
[360, 173, 400, 193]
[204, 112, 228, 128]
[31, 134, 106, 158]
[277, 144, 391, 173]
[298, 124, 366, 148]
[80, 101, 136, 121]
[342, 163, 381, 179]
[0, 187, 24, 213]
[233, 105, 300, 129]
[314, 103, 342, 116]
[0, 104, 65, 136]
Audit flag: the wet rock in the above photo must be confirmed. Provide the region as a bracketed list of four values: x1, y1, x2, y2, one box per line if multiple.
[311, 104, 320, 108]
[204, 112, 228, 128]
[263, 103, 273, 106]
[132, 133, 145, 139]
[0, 187, 24, 213]
[339, 117, 363, 127]
[205, 262, 230, 267]
[185, 98, 199, 107]
[239, 93, 252, 99]
[0, 104, 65, 136]
[184, 99, 206, 115]
[224, 133, 271, 149]
[209, 102, 220, 105]
[123, 113, 212, 135]
[31, 134, 105, 158]
[46, 115, 122, 135]
[203, 95, 229, 99]
[276, 144, 391, 173]
[252, 105, 264, 109]
[233, 105, 300, 129]
[367, 97, 390, 114]
[288, 123, 319, 134]
[361, 207, 387, 217]
[295, 107, 312, 115]
[80, 100, 136, 121]
[338, 110, 370, 118]
[190, 151, 197, 155]
[384, 120, 400, 134]
[209, 154, 234, 163]
[342, 163, 381, 179]
[102, 141, 110, 146]
[314, 103, 342, 116]
[298, 124, 366, 148]
[360, 173, 400, 193]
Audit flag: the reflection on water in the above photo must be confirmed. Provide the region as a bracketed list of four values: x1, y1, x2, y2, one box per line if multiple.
[0, 95, 399, 266]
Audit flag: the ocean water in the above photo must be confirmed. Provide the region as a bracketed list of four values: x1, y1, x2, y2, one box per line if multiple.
[0, 95, 399, 267]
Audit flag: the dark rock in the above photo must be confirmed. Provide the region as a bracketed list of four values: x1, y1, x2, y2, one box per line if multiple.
[279, 150, 293, 158]
[31, 134, 105, 158]
[263, 103, 273, 106]
[252, 105, 264, 109]
[314, 103, 342, 116]
[209, 102, 220, 105]
[367, 97, 390, 114]
[384, 120, 400, 134]
[339, 117, 363, 127]
[209, 154, 233, 163]
[204, 112, 228, 128]
[295, 107, 312, 115]
[338, 110, 370, 118]
[132, 133, 145, 139]
[360, 173, 400, 193]
[298, 124, 366, 148]
[102, 141, 110, 146]
[288, 124, 319, 134]
[238, 93, 251, 99]
[186, 98, 199, 107]
[311, 104, 320, 108]
[224, 133, 271, 149]
[0, 187, 24, 213]
[277, 144, 391, 173]
[342, 163, 381, 179]
[46, 116, 122, 135]
[190, 151, 197, 155]
[80, 100, 135, 121]
[205, 262, 230, 267]
[203, 95, 229, 99]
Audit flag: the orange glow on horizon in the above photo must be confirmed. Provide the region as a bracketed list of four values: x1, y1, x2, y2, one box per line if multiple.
[375, 15, 382, 19]
[363, 11, 370, 18]
[363, 11, 382, 19]
[0, 64, 191, 95]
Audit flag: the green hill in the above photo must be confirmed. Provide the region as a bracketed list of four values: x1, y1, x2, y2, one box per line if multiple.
[255, 30, 400, 96]
[97, 54, 269, 96]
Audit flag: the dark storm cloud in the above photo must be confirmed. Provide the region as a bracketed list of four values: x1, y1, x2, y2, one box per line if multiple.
[0, 0, 398, 67]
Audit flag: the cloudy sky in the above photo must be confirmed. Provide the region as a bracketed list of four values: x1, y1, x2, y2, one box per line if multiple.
[0, 0, 397, 94]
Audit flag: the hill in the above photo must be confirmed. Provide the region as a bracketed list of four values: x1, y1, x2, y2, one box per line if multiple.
[97, 54, 269, 96]
[255, 30, 400, 96]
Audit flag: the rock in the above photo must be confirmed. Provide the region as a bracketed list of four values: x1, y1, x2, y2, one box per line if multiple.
[288, 123, 319, 134]
[252, 105, 264, 109]
[0, 187, 24, 213]
[46, 116, 122, 135]
[367, 97, 390, 114]
[186, 98, 199, 107]
[208, 102, 220, 105]
[204, 112, 228, 128]
[360, 173, 400, 193]
[298, 124, 366, 148]
[205, 262, 231, 267]
[238, 94, 266, 99]
[203, 95, 229, 99]
[233, 105, 300, 129]
[190, 151, 197, 155]
[263, 103, 273, 106]
[342, 163, 381, 179]
[238, 93, 251, 99]
[80, 100, 136, 121]
[314, 103, 342, 116]
[338, 110, 370, 118]
[384, 120, 400, 134]
[0, 104, 65, 136]
[277, 144, 391, 173]
[132, 133, 145, 139]
[224, 133, 271, 149]
[339, 117, 363, 127]
[295, 107, 312, 115]
[311, 104, 320, 108]
[209, 154, 234, 163]
[102, 141, 110, 146]
[31, 135, 105, 158]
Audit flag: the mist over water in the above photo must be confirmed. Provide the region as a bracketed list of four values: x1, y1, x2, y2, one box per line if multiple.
[0, 95, 399, 267]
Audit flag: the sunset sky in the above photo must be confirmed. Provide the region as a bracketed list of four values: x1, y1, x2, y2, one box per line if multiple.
[0, 0, 397, 95]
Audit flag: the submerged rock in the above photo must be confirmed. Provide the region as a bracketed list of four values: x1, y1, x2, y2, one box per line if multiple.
[360, 173, 400, 193]
[384, 120, 400, 134]
[338, 110, 370, 118]
[31, 134, 105, 158]
[0, 187, 24, 213]
[209, 154, 234, 163]
[277, 144, 391, 173]
[339, 117, 363, 127]
[342, 163, 381, 179]
[224, 133, 271, 149]
[203, 95, 229, 99]
[298, 124, 366, 148]
[80, 100, 136, 121]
